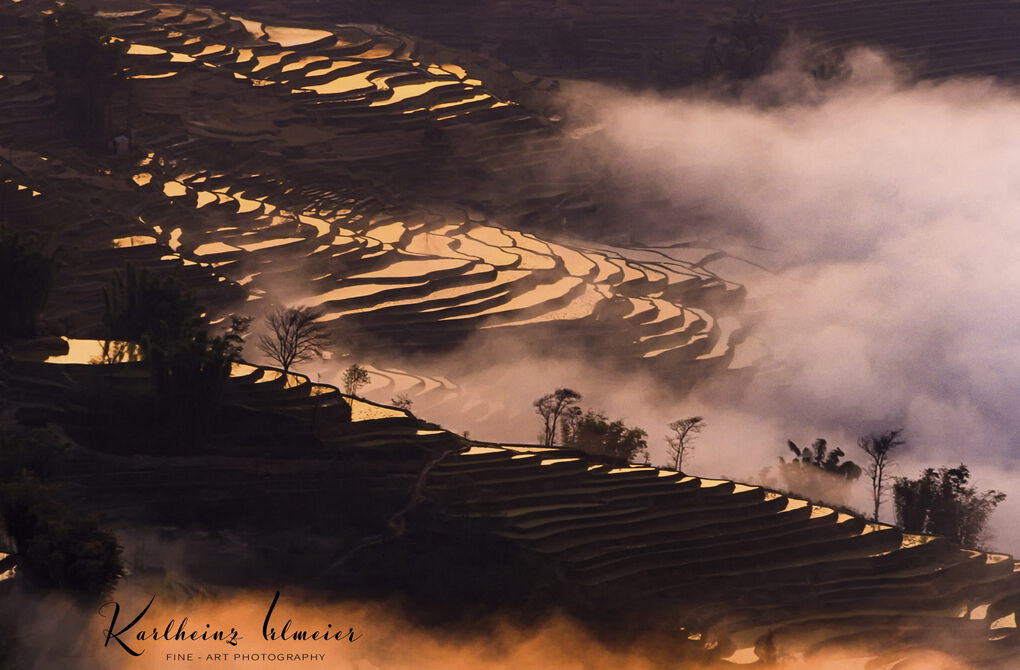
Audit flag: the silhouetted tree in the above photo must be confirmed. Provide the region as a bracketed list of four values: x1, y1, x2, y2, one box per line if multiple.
[534, 388, 581, 446]
[563, 410, 648, 463]
[42, 3, 125, 145]
[0, 429, 121, 602]
[768, 438, 862, 505]
[0, 477, 122, 601]
[782, 439, 862, 479]
[560, 404, 583, 446]
[858, 429, 905, 521]
[102, 265, 202, 344]
[665, 416, 705, 472]
[150, 316, 249, 429]
[342, 363, 370, 396]
[102, 267, 249, 443]
[0, 227, 61, 343]
[391, 393, 413, 411]
[894, 465, 1005, 549]
[257, 305, 329, 372]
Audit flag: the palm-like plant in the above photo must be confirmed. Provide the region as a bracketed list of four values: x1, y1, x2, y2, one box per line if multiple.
[782, 438, 862, 480]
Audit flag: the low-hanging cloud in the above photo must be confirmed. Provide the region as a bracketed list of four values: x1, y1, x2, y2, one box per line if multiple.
[276, 45, 1020, 552]
[539, 47, 1020, 546]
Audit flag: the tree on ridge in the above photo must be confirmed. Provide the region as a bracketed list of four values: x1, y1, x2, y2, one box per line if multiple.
[257, 305, 329, 372]
[342, 363, 370, 397]
[563, 410, 648, 463]
[534, 388, 582, 447]
[894, 464, 1005, 549]
[665, 416, 705, 472]
[858, 429, 906, 521]
[762, 438, 862, 507]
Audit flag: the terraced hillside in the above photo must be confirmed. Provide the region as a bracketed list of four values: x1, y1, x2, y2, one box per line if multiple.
[6, 2, 1019, 667]
[5, 342, 1020, 666]
[5, 336, 451, 530]
[770, 0, 1020, 80]
[1, 0, 768, 413]
[425, 443, 1020, 667]
[260, 0, 1020, 84]
[204, 0, 732, 84]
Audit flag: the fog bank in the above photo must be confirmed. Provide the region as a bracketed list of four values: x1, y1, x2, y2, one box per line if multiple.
[545, 47, 1020, 548]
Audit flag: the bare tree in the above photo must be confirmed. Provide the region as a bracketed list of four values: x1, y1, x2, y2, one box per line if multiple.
[391, 393, 413, 410]
[665, 416, 705, 472]
[256, 306, 329, 372]
[858, 429, 905, 521]
[342, 363, 370, 396]
[533, 388, 581, 446]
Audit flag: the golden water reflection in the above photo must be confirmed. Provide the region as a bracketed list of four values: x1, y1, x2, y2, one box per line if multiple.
[41, 338, 143, 365]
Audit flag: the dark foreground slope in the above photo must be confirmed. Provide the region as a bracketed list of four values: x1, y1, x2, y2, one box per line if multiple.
[4, 346, 1020, 667]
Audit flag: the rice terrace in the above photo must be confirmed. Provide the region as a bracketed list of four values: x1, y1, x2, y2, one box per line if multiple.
[2, 0, 1020, 668]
